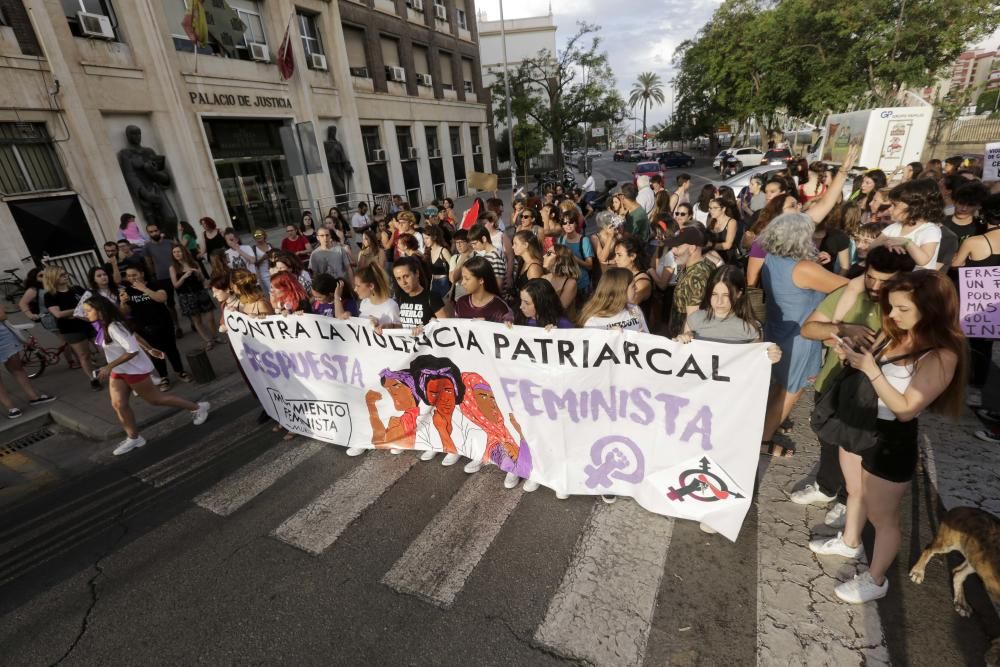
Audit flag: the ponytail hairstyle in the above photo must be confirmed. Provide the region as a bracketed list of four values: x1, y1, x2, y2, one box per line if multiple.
[356, 263, 391, 300]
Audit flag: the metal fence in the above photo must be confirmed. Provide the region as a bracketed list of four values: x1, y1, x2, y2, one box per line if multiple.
[44, 250, 100, 288]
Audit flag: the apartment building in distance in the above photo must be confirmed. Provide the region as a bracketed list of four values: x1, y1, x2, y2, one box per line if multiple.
[0, 0, 490, 273]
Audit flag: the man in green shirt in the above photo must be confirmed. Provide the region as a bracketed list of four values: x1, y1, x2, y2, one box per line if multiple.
[619, 183, 651, 244]
[790, 247, 915, 524]
[665, 226, 712, 337]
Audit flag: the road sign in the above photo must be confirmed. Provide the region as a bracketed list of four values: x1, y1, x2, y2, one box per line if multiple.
[591, 127, 605, 137]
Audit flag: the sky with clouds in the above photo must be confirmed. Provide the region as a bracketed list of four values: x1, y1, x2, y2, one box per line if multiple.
[475, 0, 721, 127]
[475, 0, 1000, 128]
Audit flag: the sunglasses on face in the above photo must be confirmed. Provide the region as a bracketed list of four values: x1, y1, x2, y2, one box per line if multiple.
[675, 212, 689, 217]
[521, 214, 532, 219]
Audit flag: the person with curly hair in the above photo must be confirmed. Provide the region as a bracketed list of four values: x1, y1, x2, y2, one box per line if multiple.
[868, 179, 944, 271]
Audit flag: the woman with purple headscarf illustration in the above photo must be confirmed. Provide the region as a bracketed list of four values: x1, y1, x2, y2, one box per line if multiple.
[363, 368, 418, 455]
[409, 354, 486, 468]
[458, 372, 534, 491]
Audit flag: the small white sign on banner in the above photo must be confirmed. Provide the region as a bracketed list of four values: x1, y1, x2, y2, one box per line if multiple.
[985, 141, 1000, 183]
[226, 313, 772, 541]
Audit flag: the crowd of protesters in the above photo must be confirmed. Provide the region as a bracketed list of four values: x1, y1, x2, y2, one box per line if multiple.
[2, 147, 995, 603]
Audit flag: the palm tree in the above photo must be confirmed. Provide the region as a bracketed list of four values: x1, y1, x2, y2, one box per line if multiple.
[627, 72, 665, 145]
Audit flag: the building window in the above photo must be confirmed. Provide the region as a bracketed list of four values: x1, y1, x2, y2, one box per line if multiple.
[449, 126, 462, 156]
[344, 25, 369, 78]
[0, 7, 8, 26]
[413, 45, 431, 86]
[425, 126, 440, 155]
[439, 51, 454, 90]
[61, 0, 119, 40]
[232, 0, 267, 59]
[470, 127, 481, 152]
[396, 126, 414, 159]
[456, 8, 467, 30]
[0, 123, 69, 194]
[461, 58, 474, 94]
[361, 125, 383, 162]
[381, 35, 404, 83]
[298, 12, 325, 62]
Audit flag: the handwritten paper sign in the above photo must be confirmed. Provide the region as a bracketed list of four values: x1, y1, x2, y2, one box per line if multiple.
[959, 267, 1000, 339]
[985, 142, 1000, 183]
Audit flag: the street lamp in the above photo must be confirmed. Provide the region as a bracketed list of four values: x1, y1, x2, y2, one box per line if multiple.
[498, 0, 517, 189]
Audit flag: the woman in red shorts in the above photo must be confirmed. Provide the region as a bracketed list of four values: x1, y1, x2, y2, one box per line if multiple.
[81, 297, 210, 456]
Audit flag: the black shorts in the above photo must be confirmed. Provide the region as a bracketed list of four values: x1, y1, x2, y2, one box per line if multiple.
[860, 418, 919, 483]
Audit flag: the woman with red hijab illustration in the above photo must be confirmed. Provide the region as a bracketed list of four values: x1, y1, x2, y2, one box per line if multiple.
[410, 355, 486, 467]
[459, 372, 535, 491]
[363, 368, 419, 456]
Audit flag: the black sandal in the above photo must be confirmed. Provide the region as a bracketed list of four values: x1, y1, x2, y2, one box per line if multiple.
[760, 441, 795, 458]
[779, 418, 794, 435]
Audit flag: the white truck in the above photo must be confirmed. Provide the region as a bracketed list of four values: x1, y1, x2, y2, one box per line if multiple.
[808, 107, 934, 181]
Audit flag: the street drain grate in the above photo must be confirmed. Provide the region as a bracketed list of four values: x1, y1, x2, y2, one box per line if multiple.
[0, 428, 54, 459]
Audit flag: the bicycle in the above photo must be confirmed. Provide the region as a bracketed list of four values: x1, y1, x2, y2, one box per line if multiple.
[0, 257, 34, 311]
[10, 323, 66, 379]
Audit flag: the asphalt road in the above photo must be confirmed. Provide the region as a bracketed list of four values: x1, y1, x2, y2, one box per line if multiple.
[0, 392, 996, 666]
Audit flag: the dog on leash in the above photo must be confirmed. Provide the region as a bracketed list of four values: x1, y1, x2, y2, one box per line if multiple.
[909, 507, 1000, 665]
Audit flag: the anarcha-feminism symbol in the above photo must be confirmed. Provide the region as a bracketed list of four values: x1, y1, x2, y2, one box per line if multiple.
[666, 457, 744, 503]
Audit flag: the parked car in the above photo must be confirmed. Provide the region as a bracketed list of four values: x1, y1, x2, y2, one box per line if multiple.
[632, 161, 666, 186]
[730, 147, 765, 169]
[587, 148, 602, 158]
[613, 149, 626, 161]
[760, 148, 794, 166]
[656, 150, 696, 168]
[712, 165, 786, 194]
[626, 149, 643, 162]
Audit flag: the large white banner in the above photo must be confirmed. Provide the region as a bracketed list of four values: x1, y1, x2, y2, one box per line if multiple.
[226, 312, 772, 540]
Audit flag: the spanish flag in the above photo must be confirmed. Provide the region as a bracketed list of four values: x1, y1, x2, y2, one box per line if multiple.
[182, 0, 209, 47]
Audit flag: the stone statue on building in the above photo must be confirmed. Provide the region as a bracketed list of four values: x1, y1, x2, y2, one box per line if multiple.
[117, 125, 178, 237]
[323, 125, 354, 199]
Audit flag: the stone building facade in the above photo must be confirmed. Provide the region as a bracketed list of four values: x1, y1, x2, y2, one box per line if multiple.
[0, 0, 489, 272]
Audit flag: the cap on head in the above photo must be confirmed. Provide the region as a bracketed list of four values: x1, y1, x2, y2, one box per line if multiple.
[663, 226, 707, 249]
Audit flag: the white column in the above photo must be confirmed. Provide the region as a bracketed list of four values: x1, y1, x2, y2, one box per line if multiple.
[382, 120, 406, 196]
[413, 122, 434, 204]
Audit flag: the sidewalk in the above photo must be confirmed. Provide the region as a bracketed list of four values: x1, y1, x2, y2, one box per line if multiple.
[0, 313, 249, 506]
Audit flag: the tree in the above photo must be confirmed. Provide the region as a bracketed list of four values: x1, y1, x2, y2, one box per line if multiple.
[489, 23, 622, 170]
[628, 72, 666, 142]
[496, 125, 547, 184]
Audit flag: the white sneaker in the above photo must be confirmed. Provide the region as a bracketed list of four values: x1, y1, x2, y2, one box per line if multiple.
[346, 446, 366, 457]
[112, 435, 146, 456]
[834, 571, 888, 604]
[191, 401, 210, 426]
[699, 522, 717, 534]
[419, 449, 437, 461]
[825, 502, 847, 529]
[555, 491, 569, 500]
[441, 453, 461, 466]
[809, 532, 863, 559]
[503, 472, 520, 489]
[790, 482, 836, 506]
[522, 480, 539, 492]
[463, 459, 483, 473]
[390, 447, 402, 455]
[601, 494, 616, 504]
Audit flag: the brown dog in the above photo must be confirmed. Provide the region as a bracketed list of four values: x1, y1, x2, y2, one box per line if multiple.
[909, 507, 1000, 618]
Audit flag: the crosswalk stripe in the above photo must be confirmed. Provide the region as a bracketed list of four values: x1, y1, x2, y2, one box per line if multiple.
[195, 440, 326, 516]
[533, 499, 674, 667]
[272, 452, 418, 556]
[381, 468, 523, 609]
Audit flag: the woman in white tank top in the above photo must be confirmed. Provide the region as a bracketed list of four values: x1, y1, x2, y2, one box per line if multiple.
[808, 271, 965, 605]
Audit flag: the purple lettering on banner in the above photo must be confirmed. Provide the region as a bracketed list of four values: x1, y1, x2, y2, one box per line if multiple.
[583, 435, 645, 489]
[654, 392, 690, 436]
[681, 405, 714, 450]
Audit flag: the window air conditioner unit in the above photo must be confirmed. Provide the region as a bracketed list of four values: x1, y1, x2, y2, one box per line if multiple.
[409, 0, 424, 10]
[416, 73, 433, 87]
[463, 80, 474, 93]
[434, 5, 447, 20]
[474, 145, 482, 154]
[310, 53, 328, 70]
[249, 42, 270, 62]
[370, 149, 387, 162]
[386, 66, 406, 82]
[349, 66, 369, 78]
[77, 12, 114, 39]
[408, 147, 419, 159]
[428, 148, 440, 158]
